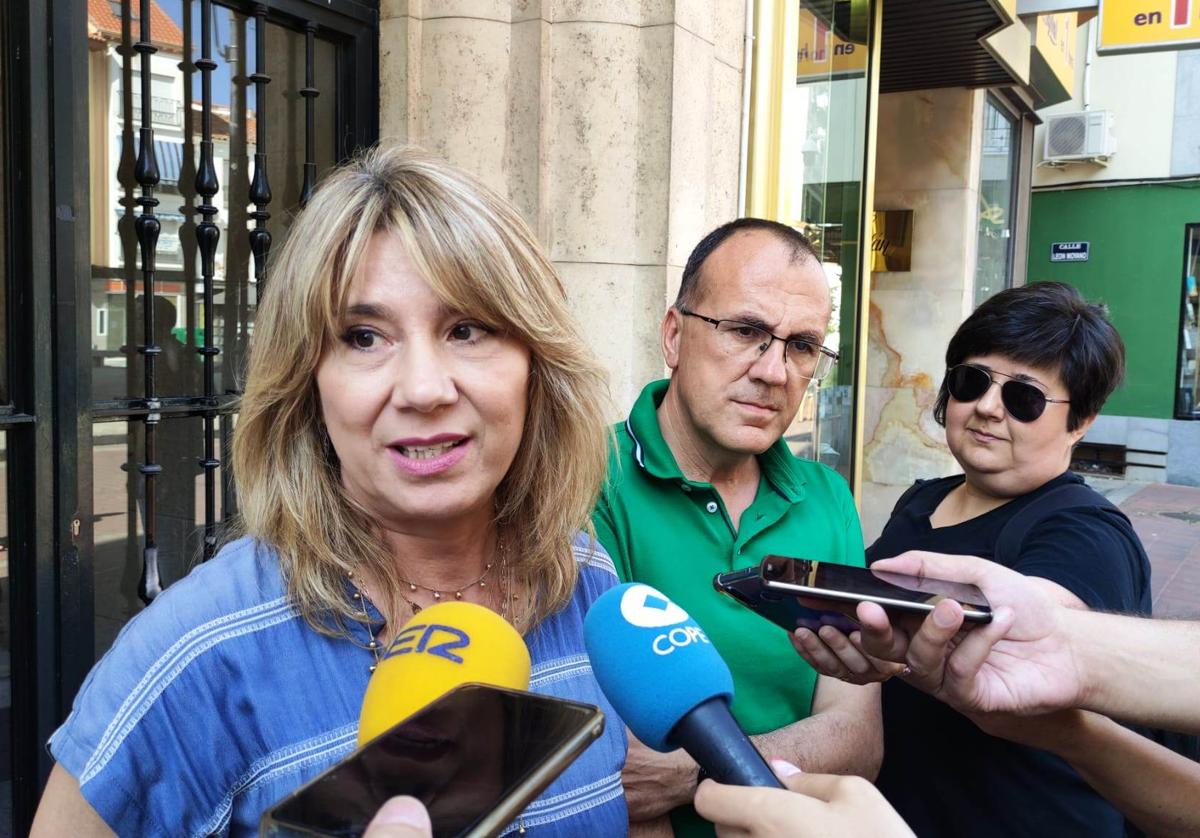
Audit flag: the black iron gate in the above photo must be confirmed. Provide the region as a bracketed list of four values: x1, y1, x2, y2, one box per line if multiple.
[0, 0, 377, 832]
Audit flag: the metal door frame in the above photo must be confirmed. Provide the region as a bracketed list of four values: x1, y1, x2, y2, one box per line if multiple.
[1, 1, 377, 832]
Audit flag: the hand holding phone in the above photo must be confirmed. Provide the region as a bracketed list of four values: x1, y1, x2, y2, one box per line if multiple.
[714, 555, 993, 687]
[714, 555, 992, 636]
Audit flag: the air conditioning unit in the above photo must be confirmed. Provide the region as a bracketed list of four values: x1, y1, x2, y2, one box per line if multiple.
[1043, 110, 1117, 163]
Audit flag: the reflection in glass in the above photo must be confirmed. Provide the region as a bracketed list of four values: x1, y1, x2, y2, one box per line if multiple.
[85, 0, 342, 646]
[1, 8, 12, 826]
[0, 2, 7, 407]
[87, 1, 341, 402]
[974, 98, 1017, 308]
[1177, 226, 1200, 419]
[748, 1, 871, 481]
[0, 431, 10, 835]
[92, 417, 224, 657]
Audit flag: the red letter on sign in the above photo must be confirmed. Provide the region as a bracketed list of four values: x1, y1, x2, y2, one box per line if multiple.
[1175, 0, 1193, 28]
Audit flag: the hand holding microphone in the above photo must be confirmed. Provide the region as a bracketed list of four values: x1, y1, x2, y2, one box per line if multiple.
[694, 762, 915, 838]
[584, 583, 784, 789]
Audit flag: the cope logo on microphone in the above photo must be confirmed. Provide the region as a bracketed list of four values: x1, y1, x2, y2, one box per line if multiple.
[387, 623, 470, 664]
[620, 584, 689, 627]
[619, 585, 711, 656]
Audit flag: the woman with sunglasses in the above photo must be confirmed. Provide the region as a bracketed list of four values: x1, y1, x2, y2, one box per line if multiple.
[792, 282, 1154, 838]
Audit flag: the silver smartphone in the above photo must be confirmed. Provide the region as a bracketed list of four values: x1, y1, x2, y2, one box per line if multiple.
[259, 683, 605, 838]
[714, 555, 992, 634]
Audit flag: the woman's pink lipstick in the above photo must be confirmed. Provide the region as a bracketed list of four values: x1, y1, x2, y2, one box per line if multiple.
[387, 434, 470, 476]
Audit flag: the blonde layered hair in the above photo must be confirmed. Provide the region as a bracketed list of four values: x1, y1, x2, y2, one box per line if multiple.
[232, 146, 610, 632]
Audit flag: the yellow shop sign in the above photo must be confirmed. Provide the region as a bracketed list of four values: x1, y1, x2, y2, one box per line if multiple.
[1099, 0, 1200, 53]
[796, 7, 868, 81]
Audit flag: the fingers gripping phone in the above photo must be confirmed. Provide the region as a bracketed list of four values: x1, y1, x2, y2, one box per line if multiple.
[713, 555, 992, 635]
[260, 684, 605, 838]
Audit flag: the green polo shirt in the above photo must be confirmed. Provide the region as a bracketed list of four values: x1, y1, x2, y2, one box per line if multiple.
[593, 379, 865, 835]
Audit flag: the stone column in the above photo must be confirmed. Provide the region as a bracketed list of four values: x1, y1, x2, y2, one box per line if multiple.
[379, 1, 746, 413]
[861, 87, 984, 539]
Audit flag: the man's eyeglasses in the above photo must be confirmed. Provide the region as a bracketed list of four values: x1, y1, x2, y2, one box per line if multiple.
[945, 363, 1071, 423]
[678, 308, 839, 381]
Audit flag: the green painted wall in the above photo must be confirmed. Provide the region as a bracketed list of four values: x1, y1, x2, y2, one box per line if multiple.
[1027, 182, 1200, 419]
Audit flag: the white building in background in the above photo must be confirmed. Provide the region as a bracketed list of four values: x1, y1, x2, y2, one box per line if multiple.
[87, 0, 252, 377]
[1027, 14, 1200, 485]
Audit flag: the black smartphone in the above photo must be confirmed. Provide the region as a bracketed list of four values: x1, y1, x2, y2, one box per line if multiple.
[714, 555, 992, 634]
[259, 684, 605, 838]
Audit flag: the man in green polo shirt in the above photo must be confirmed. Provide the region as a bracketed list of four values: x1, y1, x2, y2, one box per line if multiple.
[593, 219, 882, 836]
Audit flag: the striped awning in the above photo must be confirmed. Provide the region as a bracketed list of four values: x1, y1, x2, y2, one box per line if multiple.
[129, 137, 185, 186]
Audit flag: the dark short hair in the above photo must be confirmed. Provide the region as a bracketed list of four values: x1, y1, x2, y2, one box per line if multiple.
[675, 218, 819, 309]
[933, 282, 1125, 432]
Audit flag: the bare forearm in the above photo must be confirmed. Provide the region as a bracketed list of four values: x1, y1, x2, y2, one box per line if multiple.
[1069, 611, 1200, 733]
[751, 706, 882, 779]
[623, 736, 698, 821]
[1041, 710, 1200, 837]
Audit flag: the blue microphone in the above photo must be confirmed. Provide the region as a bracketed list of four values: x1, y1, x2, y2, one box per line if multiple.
[584, 582, 784, 788]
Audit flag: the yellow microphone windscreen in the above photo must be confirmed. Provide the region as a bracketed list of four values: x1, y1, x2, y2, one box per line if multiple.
[357, 601, 532, 746]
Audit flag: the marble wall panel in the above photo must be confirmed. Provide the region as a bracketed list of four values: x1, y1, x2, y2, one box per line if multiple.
[545, 22, 671, 264]
[666, 26, 715, 270]
[712, 0, 745, 69]
[558, 261, 669, 414]
[412, 17, 513, 193]
[870, 288, 966, 386]
[861, 481, 909, 545]
[863, 387, 958, 484]
[381, 0, 408, 17]
[706, 60, 744, 231]
[379, 15, 412, 142]
[875, 88, 979, 193]
[872, 187, 978, 294]
[675, 0, 714, 43]
[413, 0, 511, 21]
[543, 0, 672, 27]
[376, 6, 745, 422]
[504, 18, 544, 225]
[663, 263, 683, 313]
[865, 88, 983, 486]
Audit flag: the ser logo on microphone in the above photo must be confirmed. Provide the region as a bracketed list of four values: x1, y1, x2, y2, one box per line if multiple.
[619, 584, 711, 656]
[388, 623, 470, 663]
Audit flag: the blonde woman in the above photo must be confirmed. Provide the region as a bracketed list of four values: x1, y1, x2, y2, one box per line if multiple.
[32, 147, 626, 837]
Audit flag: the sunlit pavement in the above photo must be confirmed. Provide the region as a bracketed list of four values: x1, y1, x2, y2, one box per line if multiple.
[1091, 478, 1200, 619]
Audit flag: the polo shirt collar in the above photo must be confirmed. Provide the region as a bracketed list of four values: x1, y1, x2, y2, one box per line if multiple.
[624, 379, 808, 502]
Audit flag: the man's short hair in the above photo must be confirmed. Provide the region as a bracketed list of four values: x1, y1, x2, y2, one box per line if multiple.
[675, 218, 820, 309]
[933, 281, 1125, 432]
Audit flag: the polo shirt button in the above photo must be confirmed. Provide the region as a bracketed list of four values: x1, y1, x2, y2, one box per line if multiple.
[681, 484, 692, 493]
[705, 501, 719, 513]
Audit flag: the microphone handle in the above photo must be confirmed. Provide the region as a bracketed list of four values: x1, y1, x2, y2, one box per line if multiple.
[668, 697, 785, 789]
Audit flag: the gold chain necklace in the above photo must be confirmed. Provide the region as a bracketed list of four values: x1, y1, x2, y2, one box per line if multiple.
[350, 534, 525, 673]
[348, 571, 383, 674]
[396, 556, 498, 603]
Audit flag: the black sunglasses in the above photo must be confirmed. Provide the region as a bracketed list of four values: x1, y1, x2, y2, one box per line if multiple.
[945, 364, 1071, 423]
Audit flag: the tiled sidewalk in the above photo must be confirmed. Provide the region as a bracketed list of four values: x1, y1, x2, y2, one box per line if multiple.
[1106, 482, 1200, 619]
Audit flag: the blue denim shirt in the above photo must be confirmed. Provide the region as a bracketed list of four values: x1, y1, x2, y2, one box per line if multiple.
[50, 535, 628, 837]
